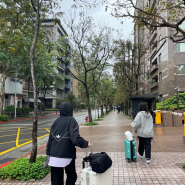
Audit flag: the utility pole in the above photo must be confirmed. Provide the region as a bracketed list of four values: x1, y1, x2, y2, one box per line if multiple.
[15, 67, 17, 119]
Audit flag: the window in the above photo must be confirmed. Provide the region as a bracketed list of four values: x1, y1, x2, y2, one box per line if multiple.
[177, 65, 185, 74]
[158, 54, 161, 63]
[176, 43, 185, 52]
[140, 1, 143, 6]
[159, 72, 162, 81]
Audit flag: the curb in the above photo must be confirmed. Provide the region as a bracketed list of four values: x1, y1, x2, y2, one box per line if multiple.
[0, 110, 84, 124]
[0, 114, 60, 124]
[0, 123, 85, 169]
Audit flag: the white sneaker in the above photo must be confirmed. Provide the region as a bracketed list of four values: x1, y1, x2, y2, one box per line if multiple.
[146, 159, 151, 164]
[138, 154, 143, 159]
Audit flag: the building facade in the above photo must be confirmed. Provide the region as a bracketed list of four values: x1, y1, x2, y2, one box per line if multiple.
[38, 19, 73, 108]
[2, 77, 23, 110]
[135, 0, 185, 102]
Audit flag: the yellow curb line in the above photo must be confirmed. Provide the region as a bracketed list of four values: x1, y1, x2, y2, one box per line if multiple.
[16, 128, 20, 147]
[0, 133, 49, 156]
[46, 128, 50, 133]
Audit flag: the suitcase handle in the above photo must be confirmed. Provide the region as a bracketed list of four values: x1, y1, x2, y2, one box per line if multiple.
[85, 144, 93, 157]
[132, 127, 135, 137]
[82, 144, 93, 169]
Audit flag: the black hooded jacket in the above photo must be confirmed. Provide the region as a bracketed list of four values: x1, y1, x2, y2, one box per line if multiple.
[46, 102, 88, 158]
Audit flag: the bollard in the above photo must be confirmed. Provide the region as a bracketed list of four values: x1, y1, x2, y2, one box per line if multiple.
[85, 116, 88, 123]
[155, 110, 161, 124]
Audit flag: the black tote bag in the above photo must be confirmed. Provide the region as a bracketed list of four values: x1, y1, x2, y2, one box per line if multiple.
[83, 152, 112, 173]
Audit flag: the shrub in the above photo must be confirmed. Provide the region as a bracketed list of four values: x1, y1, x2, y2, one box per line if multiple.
[45, 109, 59, 111]
[84, 122, 98, 126]
[93, 118, 103, 121]
[81, 104, 86, 109]
[156, 92, 185, 110]
[4, 108, 31, 114]
[0, 115, 9, 121]
[25, 115, 33, 118]
[0, 156, 50, 181]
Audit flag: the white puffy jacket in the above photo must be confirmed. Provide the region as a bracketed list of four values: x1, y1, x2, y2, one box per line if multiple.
[131, 111, 154, 138]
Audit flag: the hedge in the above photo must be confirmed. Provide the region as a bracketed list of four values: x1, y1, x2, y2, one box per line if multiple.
[4, 107, 32, 114]
[81, 104, 86, 109]
[0, 115, 9, 121]
[45, 109, 59, 111]
[0, 156, 50, 181]
[156, 92, 185, 110]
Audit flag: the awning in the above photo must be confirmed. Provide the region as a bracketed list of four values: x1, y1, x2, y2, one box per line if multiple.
[23, 97, 41, 103]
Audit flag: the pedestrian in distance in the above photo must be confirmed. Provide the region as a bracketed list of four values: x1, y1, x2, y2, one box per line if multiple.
[46, 102, 91, 185]
[131, 102, 154, 164]
[114, 107, 115, 112]
[117, 106, 121, 114]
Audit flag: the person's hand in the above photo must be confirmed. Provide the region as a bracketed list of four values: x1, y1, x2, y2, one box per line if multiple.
[87, 142, 91, 148]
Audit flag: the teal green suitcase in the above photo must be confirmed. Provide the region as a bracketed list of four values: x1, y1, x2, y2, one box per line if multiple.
[124, 140, 137, 162]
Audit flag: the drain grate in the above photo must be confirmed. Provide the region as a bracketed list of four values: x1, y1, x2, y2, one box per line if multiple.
[0, 158, 16, 165]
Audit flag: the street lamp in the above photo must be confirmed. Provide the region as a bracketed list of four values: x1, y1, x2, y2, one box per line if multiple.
[175, 86, 179, 110]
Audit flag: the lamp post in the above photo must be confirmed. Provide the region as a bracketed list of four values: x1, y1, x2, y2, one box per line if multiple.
[175, 86, 179, 110]
[14, 67, 17, 120]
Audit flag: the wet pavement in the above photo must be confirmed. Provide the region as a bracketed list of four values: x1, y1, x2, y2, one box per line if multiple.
[1, 111, 185, 184]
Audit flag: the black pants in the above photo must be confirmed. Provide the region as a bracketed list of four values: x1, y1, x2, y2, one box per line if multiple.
[51, 158, 77, 185]
[138, 137, 152, 159]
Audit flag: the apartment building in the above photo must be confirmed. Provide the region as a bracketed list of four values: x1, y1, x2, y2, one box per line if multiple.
[135, 0, 185, 102]
[2, 77, 23, 110]
[39, 19, 73, 108]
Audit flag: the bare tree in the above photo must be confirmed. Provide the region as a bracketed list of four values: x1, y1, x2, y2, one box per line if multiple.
[107, 0, 185, 42]
[58, 10, 115, 122]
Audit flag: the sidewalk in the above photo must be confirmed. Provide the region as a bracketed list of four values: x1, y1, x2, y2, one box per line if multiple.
[1, 111, 185, 184]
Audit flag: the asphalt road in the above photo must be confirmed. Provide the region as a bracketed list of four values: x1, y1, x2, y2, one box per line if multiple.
[0, 110, 99, 156]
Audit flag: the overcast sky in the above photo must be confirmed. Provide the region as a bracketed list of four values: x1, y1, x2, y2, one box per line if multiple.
[58, 0, 134, 74]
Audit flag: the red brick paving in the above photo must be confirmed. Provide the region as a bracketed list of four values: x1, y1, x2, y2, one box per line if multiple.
[1, 111, 185, 184]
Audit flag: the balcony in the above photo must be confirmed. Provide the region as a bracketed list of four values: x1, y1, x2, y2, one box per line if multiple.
[150, 82, 158, 89]
[150, 47, 157, 59]
[150, 30, 157, 44]
[65, 84, 70, 89]
[150, 64, 158, 74]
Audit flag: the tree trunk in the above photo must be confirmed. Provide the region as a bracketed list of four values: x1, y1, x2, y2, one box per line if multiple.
[28, 82, 30, 113]
[97, 106, 99, 119]
[101, 100, 103, 117]
[85, 87, 92, 122]
[44, 87, 46, 112]
[29, 0, 40, 163]
[0, 73, 6, 115]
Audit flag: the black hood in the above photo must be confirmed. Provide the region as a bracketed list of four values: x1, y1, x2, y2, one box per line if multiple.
[60, 102, 73, 116]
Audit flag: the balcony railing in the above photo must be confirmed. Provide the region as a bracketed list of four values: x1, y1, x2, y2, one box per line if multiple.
[150, 47, 157, 59]
[65, 84, 70, 89]
[150, 82, 158, 89]
[150, 64, 158, 74]
[150, 30, 157, 44]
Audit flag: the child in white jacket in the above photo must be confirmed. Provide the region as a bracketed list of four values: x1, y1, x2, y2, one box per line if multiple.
[131, 103, 154, 164]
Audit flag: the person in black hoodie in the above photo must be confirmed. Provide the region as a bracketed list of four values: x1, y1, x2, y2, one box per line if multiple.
[46, 102, 90, 185]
